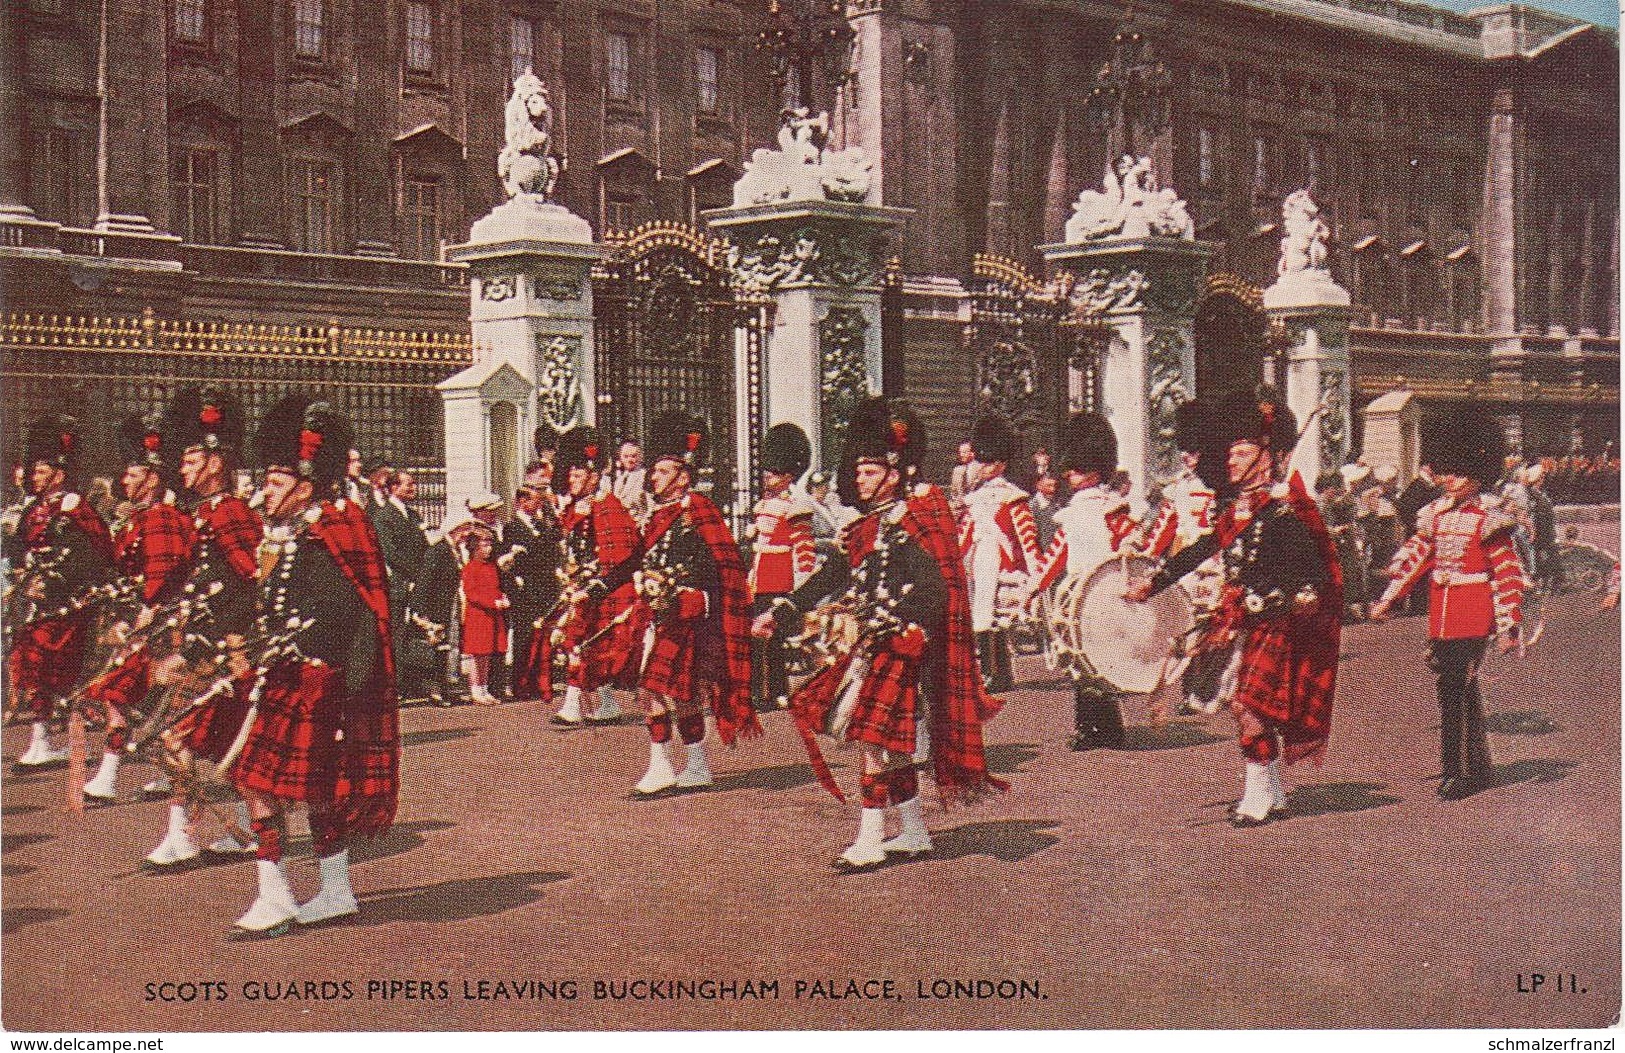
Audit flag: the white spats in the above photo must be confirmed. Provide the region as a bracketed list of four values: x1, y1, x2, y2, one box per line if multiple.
[634, 740, 677, 796]
[141, 775, 172, 798]
[82, 751, 121, 801]
[880, 797, 933, 856]
[296, 849, 359, 926]
[553, 685, 584, 725]
[836, 808, 888, 870]
[145, 805, 200, 868]
[16, 723, 66, 767]
[209, 803, 258, 856]
[1266, 759, 1289, 813]
[675, 741, 713, 789]
[1233, 761, 1274, 824]
[231, 860, 299, 939]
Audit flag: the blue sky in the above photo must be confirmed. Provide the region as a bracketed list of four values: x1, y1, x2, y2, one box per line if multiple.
[1432, 0, 1618, 28]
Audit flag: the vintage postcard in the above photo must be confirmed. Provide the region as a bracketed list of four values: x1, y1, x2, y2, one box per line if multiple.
[0, 0, 1618, 1041]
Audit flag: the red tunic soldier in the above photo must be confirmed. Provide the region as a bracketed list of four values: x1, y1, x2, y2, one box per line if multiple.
[81, 410, 196, 803]
[227, 396, 398, 939]
[754, 398, 1006, 870]
[748, 422, 818, 711]
[539, 426, 641, 727]
[610, 412, 759, 795]
[144, 389, 266, 869]
[1371, 410, 1527, 799]
[6, 416, 114, 769]
[958, 414, 1041, 692]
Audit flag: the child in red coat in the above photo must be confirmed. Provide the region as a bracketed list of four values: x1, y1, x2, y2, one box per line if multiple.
[459, 530, 509, 705]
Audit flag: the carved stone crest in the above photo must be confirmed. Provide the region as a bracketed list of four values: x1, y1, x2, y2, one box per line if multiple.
[1146, 330, 1191, 478]
[729, 224, 883, 292]
[1319, 369, 1348, 469]
[819, 305, 873, 466]
[536, 335, 582, 431]
[481, 274, 517, 302]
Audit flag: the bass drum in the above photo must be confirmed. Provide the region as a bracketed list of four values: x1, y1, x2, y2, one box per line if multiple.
[1050, 556, 1194, 694]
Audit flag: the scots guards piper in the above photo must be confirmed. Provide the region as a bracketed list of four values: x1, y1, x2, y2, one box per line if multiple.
[753, 398, 1006, 871]
[612, 412, 759, 795]
[81, 409, 196, 803]
[6, 415, 113, 770]
[1028, 412, 1136, 749]
[227, 396, 399, 938]
[143, 389, 266, 868]
[1370, 410, 1526, 800]
[748, 423, 818, 711]
[959, 414, 1040, 693]
[1128, 391, 1341, 827]
[538, 426, 639, 727]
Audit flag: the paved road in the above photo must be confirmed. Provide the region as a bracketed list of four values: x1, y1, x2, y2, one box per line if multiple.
[2, 580, 1618, 1033]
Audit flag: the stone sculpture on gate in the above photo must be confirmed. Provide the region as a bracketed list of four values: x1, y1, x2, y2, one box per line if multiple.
[498, 71, 562, 201]
[1064, 155, 1195, 243]
[732, 109, 873, 207]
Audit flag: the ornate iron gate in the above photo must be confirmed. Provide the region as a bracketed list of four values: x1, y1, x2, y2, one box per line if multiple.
[592, 222, 767, 522]
[967, 255, 1072, 463]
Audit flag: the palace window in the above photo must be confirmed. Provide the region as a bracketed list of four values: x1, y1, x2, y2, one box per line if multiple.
[1305, 140, 1322, 187]
[405, 1, 435, 75]
[509, 17, 535, 82]
[289, 158, 337, 254]
[1252, 136, 1270, 190]
[606, 33, 632, 102]
[1198, 128, 1216, 188]
[293, 0, 324, 59]
[696, 47, 720, 115]
[398, 176, 441, 260]
[174, 0, 206, 42]
[172, 146, 221, 243]
[32, 127, 93, 227]
[782, 66, 802, 112]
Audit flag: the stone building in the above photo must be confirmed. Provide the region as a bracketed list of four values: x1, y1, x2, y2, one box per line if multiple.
[1, 0, 1616, 495]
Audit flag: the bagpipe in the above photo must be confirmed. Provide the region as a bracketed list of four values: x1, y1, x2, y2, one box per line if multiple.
[782, 518, 916, 677]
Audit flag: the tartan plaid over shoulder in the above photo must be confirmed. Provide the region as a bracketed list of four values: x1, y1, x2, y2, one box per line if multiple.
[307, 498, 399, 836]
[117, 500, 194, 604]
[904, 484, 1008, 803]
[677, 492, 760, 745]
[196, 493, 264, 584]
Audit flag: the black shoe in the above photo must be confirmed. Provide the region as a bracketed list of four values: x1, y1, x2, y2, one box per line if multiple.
[1067, 731, 1097, 751]
[1228, 811, 1274, 829]
[1438, 776, 1485, 800]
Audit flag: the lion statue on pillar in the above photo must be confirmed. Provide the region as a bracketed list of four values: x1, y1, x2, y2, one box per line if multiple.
[498, 70, 562, 200]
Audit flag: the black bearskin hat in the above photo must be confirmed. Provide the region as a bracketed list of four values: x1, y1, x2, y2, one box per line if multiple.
[760, 422, 812, 480]
[534, 425, 560, 461]
[838, 397, 925, 506]
[970, 413, 1016, 466]
[1175, 399, 1231, 492]
[1424, 407, 1506, 483]
[1209, 385, 1298, 457]
[1056, 412, 1118, 479]
[551, 425, 607, 475]
[167, 388, 245, 462]
[253, 395, 353, 487]
[646, 410, 708, 471]
[117, 409, 172, 472]
[24, 414, 83, 475]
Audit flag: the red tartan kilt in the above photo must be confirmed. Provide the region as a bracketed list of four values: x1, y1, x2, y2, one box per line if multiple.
[174, 680, 254, 762]
[639, 619, 694, 700]
[8, 616, 90, 717]
[229, 661, 341, 804]
[574, 588, 643, 691]
[1230, 613, 1337, 765]
[791, 648, 918, 756]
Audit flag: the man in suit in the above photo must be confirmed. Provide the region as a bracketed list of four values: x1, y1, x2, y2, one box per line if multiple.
[369, 471, 428, 696]
[501, 481, 561, 701]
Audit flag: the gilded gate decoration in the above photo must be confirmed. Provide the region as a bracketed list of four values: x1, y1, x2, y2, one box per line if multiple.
[967, 254, 1068, 459]
[0, 310, 470, 524]
[592, 222, 769, 521]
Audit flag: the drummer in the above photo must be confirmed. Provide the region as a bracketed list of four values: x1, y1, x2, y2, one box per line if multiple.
[1028, 412, 1136, 750]
[1126, 391, 1340, 827]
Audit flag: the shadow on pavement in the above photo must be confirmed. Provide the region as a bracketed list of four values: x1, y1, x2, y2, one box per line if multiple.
[401, 727, 481, 749]
[926, 819, 1062, 864]
[713, 762, 830, 794]
[3, 862, 36, 878]
[985, 743, 1041, 775]
[1283, 781, 1402, 818]
[352, 870, 571, 926]
[3, 803, 43, 817]
[1484, 711, 1560, 736]
[1491, 758, 1578, 787]
[2, 907, 69, 935]
[2, 832, 52, 855]
[1118, 722, 1226, 752]
[348, 820, 457, 865]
